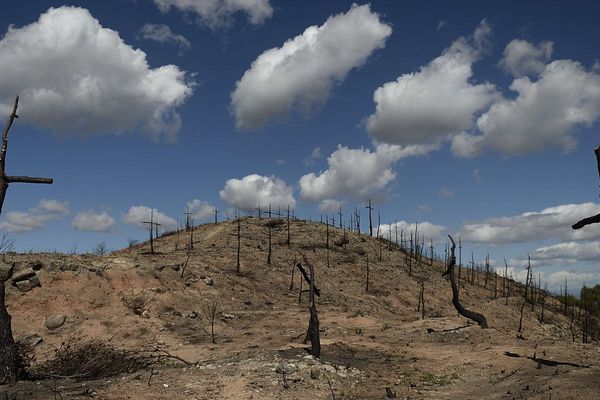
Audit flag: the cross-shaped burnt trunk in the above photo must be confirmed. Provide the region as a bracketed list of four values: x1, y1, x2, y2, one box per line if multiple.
[0, 97, 53, 384]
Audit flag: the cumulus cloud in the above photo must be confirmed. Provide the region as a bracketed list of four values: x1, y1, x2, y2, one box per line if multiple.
[299, 143, 436, 202]
[219, 174, 296, 212]
[122, 206, 177, 229]
[318, 199, 342, 213]
[139, 23, 191, 52]
[0, 6, 194, 141]
[186, 199, 214, 221]
[231, 4, 391, 129]
[72, 211, 116, 232]
[460, 203, 600, 245]
[0, 199, 69, 233]
[377, 220, 446, 240]
[366, 20, 497, 146]
[500, 39, 553, 77]
[454, 41, 600, 156]
[508, 241, 600, 267]
[153, 0, 273, 29]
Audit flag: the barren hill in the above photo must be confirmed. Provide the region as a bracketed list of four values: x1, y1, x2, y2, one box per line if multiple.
[1, 217, 599, 399]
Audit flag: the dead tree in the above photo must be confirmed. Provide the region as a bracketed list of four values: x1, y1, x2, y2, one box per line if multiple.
[417, 278, 425, 319]
[443, 235, 488, 328]
[572, 146, 600, 229]
[184, 208, 192, 231]
[180, 245, 192, 278]
[300, 254, 321, 358]
[143, 210, 161, 254]
[0, 96, 53, 384]
[366, 197, 374, 237]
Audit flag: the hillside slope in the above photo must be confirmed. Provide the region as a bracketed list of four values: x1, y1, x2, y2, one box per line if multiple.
[1, 217, 599, 399]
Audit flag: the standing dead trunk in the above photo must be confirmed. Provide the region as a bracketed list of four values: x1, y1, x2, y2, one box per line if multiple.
[301, 255, 320, 358]
[443, 235, 488, 328]
[0, 280, 17, 384]
[0, 96, 53, 384]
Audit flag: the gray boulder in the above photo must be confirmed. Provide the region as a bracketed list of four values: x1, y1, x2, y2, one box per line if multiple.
[45, 314, 66, 330]
[11, 267, 36, 283]
[0, 261, 14, 281]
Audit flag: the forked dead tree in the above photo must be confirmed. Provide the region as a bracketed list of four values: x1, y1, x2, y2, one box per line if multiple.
[443, 235, 488, 328]
[0, 96, 53, 384]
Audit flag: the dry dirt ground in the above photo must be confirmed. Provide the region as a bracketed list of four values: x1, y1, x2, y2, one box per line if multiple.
[1, 217, 599, 399]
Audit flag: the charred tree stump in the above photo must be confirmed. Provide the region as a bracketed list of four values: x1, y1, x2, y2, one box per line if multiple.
[365, 255, 369, 292]
[0, 96, 53, 384]
[443, 235, 488, 328]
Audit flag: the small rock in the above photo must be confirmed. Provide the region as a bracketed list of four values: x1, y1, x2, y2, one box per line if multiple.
[203, 277, 214, 286]
[141, 310, 151, 319]
[29, 261, 44, 271]
[220, 313, 235, 321]
[28, 275, 41, 288]
[243, 300, 252, 306]
[310, 369, 321, 380]
[275, 363, 298, 375]
[15, 280, 34, 293]
[11, 267, 36, 283]
[18, 334, 43, 347]
[0, 261, 14, 281]
[45, 314, 66, 330]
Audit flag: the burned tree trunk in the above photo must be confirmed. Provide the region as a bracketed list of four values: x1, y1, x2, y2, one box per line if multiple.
[0, 279, 17, 384]
[443, 235, 488, 328]
[300, 255, 320, 358]
[0, 96, 53, 384]
[573, 146, 600, 229]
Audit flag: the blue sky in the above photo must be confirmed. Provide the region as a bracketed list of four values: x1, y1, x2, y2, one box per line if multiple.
[1, 0, 600, 293]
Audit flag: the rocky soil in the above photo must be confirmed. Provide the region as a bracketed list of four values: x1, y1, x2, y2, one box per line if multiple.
[0, 217, 598, 399]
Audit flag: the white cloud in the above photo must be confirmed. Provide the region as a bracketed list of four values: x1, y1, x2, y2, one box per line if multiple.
[231, 4, 391, 129]
[0, 199, 69, 233]
[303, 147, 323, 166]
[472, 168, 482, 183]
[377, 220, 446, 241]
[500, 39, 553, 77]
[0, 6, 194, 141]
[72, 211, 116, 232]
[460, 203, 600, 245]
[438, 186, 455, 198]
[366, 20, 497, 146]
[512, 241, 600, 267]
[299, 143, 436, 202]
[544, 269, 600, 291]
[318, 199, 342, 213]
[186, 199, 214, 221]
[457, 42, 600, 156]
[139, 23, 191, 52]
[122, 206, 177, 230]
[153, 0, 273, 29]
[219, 174, 296, 212]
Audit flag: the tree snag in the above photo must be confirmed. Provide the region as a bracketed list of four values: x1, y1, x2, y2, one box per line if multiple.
[443, 235, 488, 328]
[0, 96, 53, 384]
[572, 146, 600, 229]
[300, 254, 320, 358]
